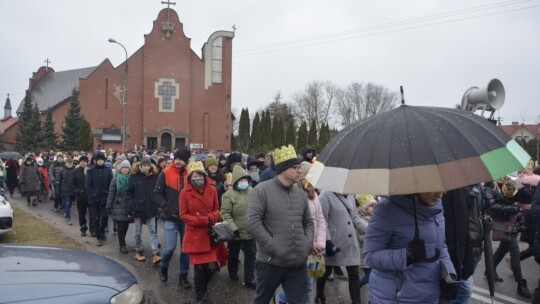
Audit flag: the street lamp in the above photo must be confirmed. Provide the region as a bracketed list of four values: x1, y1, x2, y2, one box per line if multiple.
[108, 38, 128, 154]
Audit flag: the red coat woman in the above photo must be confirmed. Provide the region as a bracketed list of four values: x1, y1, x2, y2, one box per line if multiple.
[180, 161, 222, 303]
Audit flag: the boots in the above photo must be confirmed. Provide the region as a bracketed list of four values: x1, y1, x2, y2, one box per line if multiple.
[315, 277, 327, 304]
[160, 268, 168, 282]
[135, 251, 146, 261]
[194, 265, 208, 304]
[152, 252, 161, 264]
[517, 279, 533, 298]
[180, 273, 192, 289]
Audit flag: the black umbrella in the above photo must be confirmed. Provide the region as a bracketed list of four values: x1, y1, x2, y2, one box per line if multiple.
[0, 151, 23, 160]
[483, 218, 495, 303]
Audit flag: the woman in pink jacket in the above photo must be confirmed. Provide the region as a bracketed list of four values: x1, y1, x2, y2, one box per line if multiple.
[275, 161, 326, 304]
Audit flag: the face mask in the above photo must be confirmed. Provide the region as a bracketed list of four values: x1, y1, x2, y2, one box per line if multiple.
[191, 178, 204, 188]
[237, 181, 249, 190]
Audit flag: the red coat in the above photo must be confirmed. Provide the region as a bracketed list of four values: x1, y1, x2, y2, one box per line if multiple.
[180, 179, 221, 264]
[38, 166, 49, 196]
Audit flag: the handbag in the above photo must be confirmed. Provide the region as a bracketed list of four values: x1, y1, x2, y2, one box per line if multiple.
[209, 213, 235, 245]
[491, 219, 511, 241]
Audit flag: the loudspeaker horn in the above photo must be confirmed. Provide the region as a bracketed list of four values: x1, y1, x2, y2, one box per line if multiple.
[461, 79, 505, 117]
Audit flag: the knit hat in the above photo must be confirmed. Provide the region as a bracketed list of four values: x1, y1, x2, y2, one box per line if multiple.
[205, 154, 218, 169]
[140, 156, 152, 166]
[174, 148, 191, 163]
[25, 156, 33, 162]
[187, 161, 207, 179]
[118, 160, 131, 170]
[228, 152, 242, 164]
[273, 145, 299, 174]
[360, 199, 378, 214]
[79, 155, 89, 163]
[36, 157, 44, 165]
[299, 161, 312, 179]
[157, 156, 166, 164]
[56, 152, 64, 158]
[93, 152, 106, 161]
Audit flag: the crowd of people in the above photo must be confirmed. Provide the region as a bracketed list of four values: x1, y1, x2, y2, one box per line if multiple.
[2, 145, 540, 304]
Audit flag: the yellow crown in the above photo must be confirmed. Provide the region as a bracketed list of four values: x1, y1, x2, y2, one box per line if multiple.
[273, 145, 297, 165]
[356, 194, 375, 207]
[187, 161, 206, 176]
[526, 159, 534, 170]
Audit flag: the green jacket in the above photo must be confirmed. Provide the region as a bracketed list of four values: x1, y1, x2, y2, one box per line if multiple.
[221, 165, 252, 240]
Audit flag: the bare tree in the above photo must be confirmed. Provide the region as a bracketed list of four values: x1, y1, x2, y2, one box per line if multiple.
[291, 80, 336, 131]
[335, 82, 398, 126]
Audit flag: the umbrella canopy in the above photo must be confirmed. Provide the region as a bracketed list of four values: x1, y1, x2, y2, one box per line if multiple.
[0, 151, 23, 160]
[307, 105, 530, 195]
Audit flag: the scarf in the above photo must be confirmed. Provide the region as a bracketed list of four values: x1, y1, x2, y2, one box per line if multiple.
[116, 172, 130, 193]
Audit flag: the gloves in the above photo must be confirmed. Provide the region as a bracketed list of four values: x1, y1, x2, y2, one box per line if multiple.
[439, 279, 459, 300]
[406, 238, 426, 265]
[325, 240, 340, 257]
[234, 230, 240, 239]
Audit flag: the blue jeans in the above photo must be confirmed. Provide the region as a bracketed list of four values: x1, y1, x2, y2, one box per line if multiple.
[62, 195, 75, 220]
[276, 263, 315, 304]
[253, 261, 307, 304]
[449, 262, 477, 304]
[160, 220, 190, 274]
[134, 217, 159, 253]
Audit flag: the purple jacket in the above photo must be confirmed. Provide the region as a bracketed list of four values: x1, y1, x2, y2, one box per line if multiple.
[363, 195, 455, 304]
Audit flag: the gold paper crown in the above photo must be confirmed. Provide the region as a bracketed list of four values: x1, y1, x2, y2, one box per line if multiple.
[356, 194, 375, 207]
[526, 159, 534, 170]
[273, 145, 297, 165]
[187, 161, 206, 176]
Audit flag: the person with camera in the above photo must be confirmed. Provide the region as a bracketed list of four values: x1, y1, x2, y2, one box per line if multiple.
[315, 191, 368, 304]
[488, 181, 533, 298]
[363, 192, 456, 303]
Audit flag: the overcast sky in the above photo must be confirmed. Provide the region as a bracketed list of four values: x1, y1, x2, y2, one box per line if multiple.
[1, 0, 539, 125]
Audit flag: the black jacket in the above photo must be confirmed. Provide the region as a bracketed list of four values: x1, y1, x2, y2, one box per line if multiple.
[128, 166, 159, 218]
[72, 166, 88, 202]
[154, 164, 187, 222]
[85, 164, 114, 206]
[58, 166, 76, 196]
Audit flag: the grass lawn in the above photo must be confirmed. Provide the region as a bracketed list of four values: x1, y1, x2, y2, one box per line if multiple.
[0, 203, 83, 250]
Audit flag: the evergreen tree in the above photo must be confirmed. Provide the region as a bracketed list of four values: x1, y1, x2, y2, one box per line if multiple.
[61, 89, 82, 151]
[260, 110, 272, 150]
[38, 108, 58, 151]
[250, 112, 262, 154]
[77, 116, 93, 151]
[297, 121, 308, 152]
[318, 122, 330, 151]
[238, 108, 251, 152]
[286, 120, 296, 147]
[32, 103, 43, 150]
[15, 90, 37, 152]
[307, 118, 318, 149]
[272, 116, 285, 148]
[231, 132, 237, 151]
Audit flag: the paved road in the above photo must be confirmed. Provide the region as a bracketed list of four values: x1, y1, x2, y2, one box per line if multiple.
[6, 194, 538, 303]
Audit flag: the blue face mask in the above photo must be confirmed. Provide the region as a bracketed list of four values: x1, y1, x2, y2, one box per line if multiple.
[237, 181, 249, 190]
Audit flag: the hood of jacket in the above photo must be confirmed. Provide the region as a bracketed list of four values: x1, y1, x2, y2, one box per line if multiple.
[232, 165, 250, 185]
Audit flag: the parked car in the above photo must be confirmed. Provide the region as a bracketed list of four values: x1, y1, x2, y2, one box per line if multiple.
[0, 245, 148, 304]
[0, 194, 13, 235]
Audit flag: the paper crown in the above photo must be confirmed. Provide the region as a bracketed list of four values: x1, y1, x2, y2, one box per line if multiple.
[356, 194, 375, 207]
[187, 161, 206, 176]
[526, 159, 534, 170]
[273, 145, 298, 165]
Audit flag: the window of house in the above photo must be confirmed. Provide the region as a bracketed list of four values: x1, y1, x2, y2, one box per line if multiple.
[154, 78, 179, 112]
[212, 37, 223, 84]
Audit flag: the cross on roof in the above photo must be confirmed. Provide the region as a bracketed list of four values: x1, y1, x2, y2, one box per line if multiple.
[44, 58, 51, 71]
[232, 24, 237, 33]
[161, 1, 176, 9]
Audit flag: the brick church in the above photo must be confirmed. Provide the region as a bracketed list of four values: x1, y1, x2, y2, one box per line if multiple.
[15, 6, 234, 153]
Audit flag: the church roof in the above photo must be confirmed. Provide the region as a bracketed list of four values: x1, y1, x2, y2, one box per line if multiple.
[16, 66, 97, 113]
[0, 116, 19, 134]
[501, 123, 540, 140]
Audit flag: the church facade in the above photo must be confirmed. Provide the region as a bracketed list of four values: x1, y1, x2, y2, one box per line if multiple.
[17, 8, 234, 153]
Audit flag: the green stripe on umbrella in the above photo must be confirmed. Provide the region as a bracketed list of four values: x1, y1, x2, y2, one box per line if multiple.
[480, 140, 531, 180]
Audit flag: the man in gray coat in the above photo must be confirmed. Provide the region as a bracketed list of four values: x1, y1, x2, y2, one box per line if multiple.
[246, 145, 314, 304]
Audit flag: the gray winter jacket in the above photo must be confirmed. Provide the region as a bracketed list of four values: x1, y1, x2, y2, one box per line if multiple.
[319, 191, 368, 266]
[106, 177, 130, 222]
[246, 177, 314, 267]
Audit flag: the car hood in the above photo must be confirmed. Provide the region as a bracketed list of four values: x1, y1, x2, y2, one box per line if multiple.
[0, 245, 137, 303]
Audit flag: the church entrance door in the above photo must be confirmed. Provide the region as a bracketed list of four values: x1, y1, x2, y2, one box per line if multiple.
[161, 133, 172, 152]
